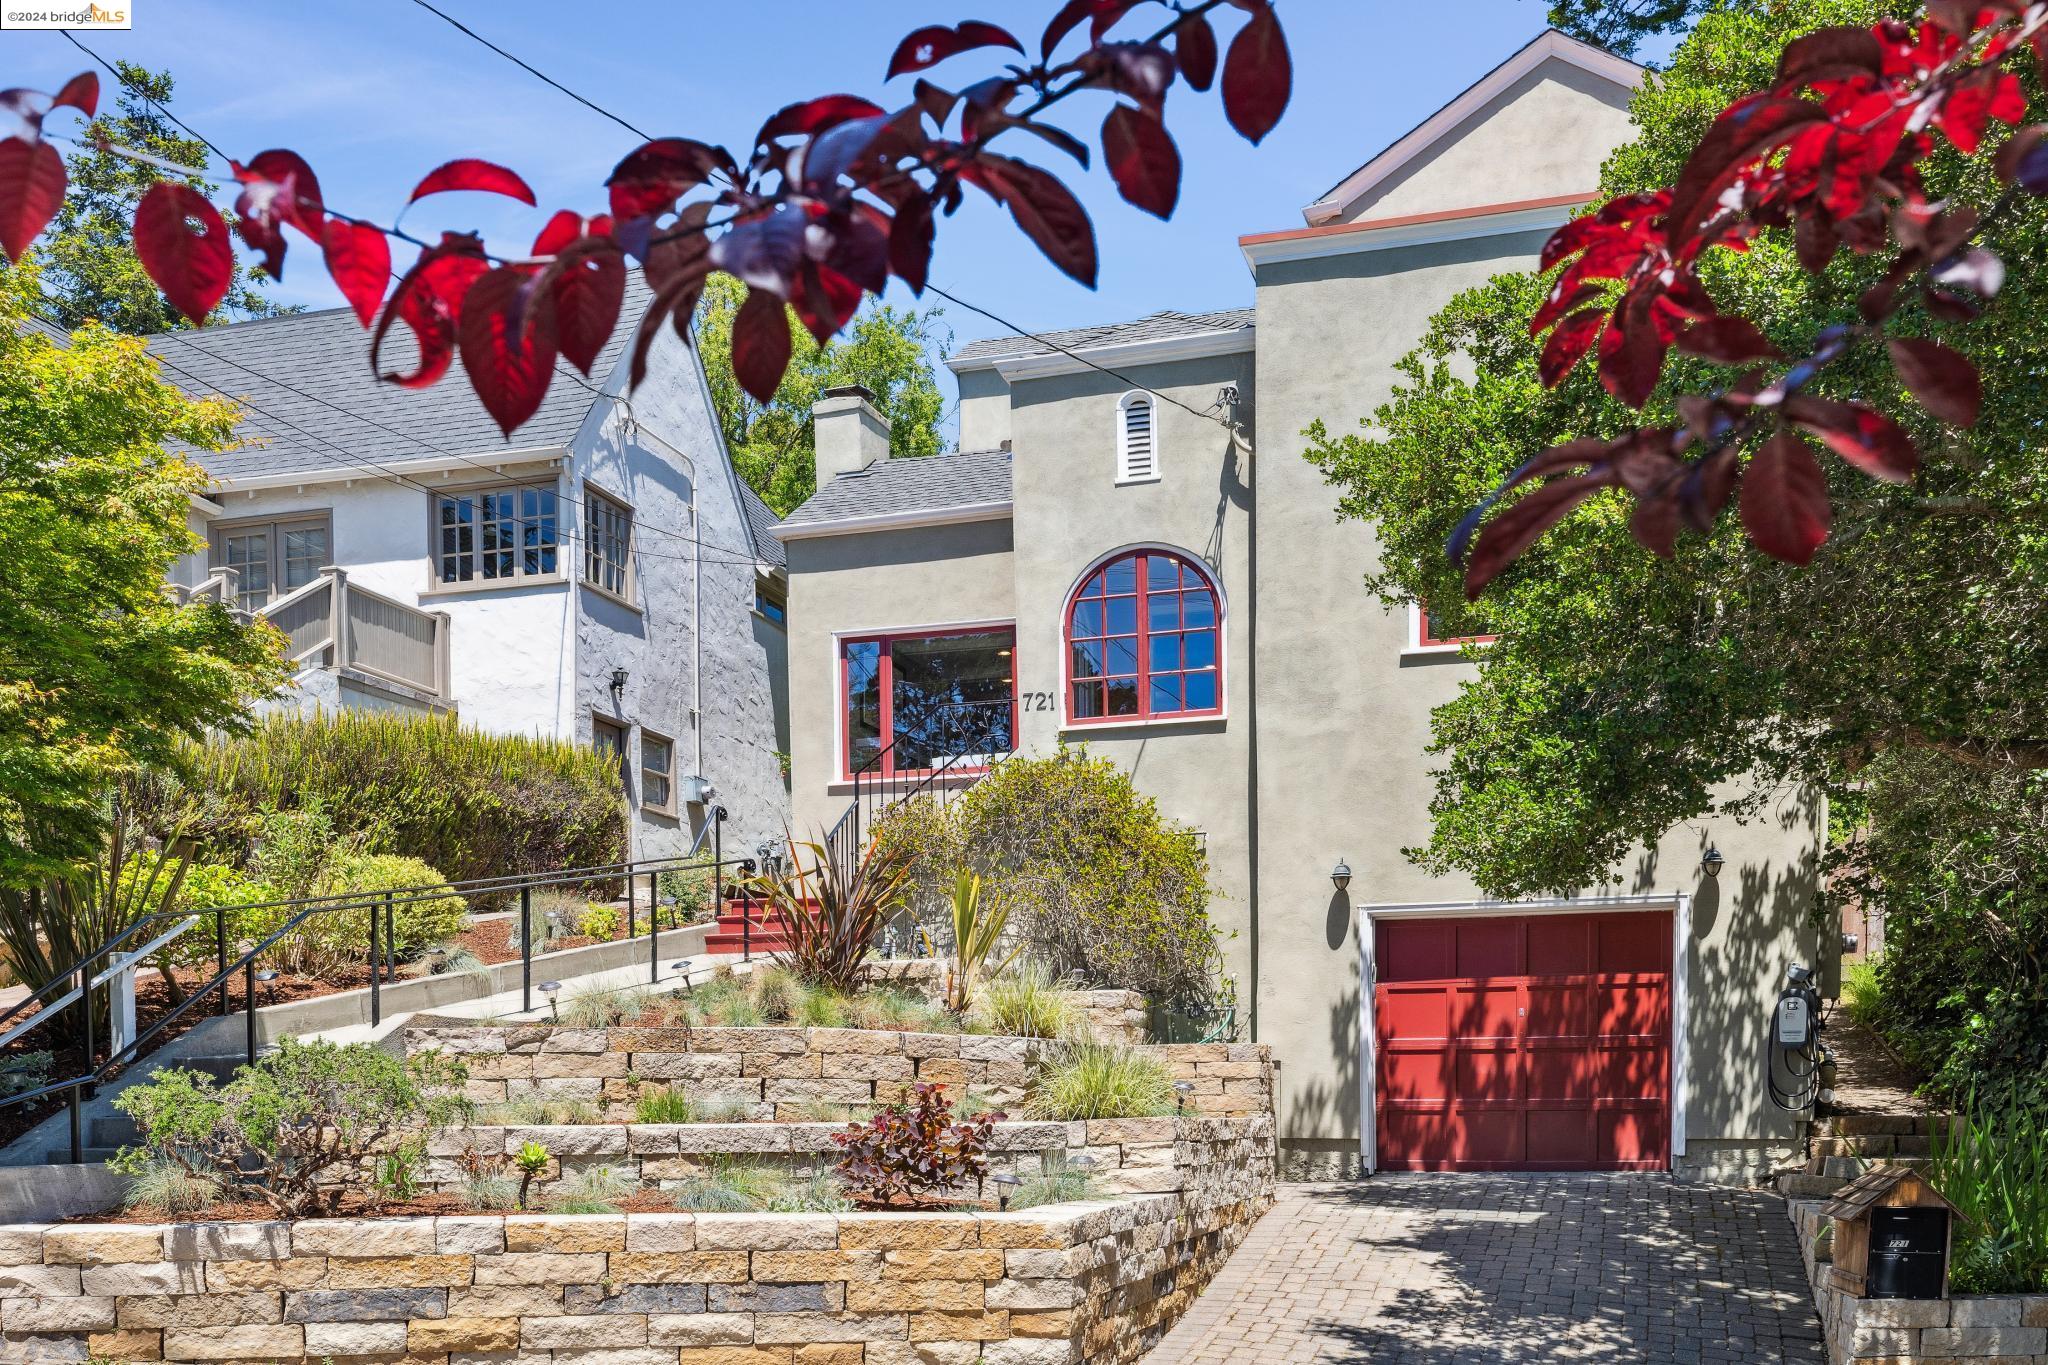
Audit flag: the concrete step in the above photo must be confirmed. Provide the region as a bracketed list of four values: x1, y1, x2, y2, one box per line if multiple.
[1778, 1173, 1849, 1199]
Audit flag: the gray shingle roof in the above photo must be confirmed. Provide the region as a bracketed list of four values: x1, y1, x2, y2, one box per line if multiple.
[144, 278, 654, 484]
[950, 307, 1253, 366]
[737, 480, 786, 570]
[15, 315, 70, 347]
[780, 449, 1011, 529]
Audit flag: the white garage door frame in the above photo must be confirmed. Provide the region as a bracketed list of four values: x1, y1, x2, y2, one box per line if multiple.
[1356, 891, 1692, 1174]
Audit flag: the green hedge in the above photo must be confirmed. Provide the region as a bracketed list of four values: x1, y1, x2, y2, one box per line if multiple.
[178, 712, 625, 887]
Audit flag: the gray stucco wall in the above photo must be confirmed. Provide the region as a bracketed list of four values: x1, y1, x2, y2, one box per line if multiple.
[955, 366, 1015, 454]
[1002, 352, 1257, 1004]
[784, 519, 1017, 838]
[577, 333, 790, 859]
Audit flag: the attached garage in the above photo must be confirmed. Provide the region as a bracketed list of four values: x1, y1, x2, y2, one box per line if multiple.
[1365, 903, 1679, 1172]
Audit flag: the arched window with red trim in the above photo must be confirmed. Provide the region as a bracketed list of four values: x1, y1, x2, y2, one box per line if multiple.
[1065, 548, 1221, 723]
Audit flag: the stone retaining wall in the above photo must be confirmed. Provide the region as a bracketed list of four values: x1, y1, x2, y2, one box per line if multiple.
[1789, 1196, 2048, 1362]
[0, 1115, 1275, 1365]
[405, 1024, 1273, 1123]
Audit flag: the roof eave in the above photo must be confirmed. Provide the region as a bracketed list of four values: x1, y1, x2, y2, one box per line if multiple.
[202, 445, 570, 494]
[950, 326, 1255, 379]
[1242, 194, 1592, 272]
[774, 500, 1014, 541]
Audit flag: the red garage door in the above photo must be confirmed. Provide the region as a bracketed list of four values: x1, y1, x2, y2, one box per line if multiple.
[1374, 911, 1672, 1171]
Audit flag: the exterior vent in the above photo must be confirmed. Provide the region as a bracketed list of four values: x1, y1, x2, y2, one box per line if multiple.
[1117, 393, 1159, 485]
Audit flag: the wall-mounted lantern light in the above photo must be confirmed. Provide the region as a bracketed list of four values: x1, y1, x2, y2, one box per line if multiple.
[608, 667, 629, 709]
[1331, 858, 1352, 892]
[1702, 846, 1726, 879]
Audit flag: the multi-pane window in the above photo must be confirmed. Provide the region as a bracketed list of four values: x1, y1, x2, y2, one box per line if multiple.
[436, 483, 559, 585]
[584, 487, 633, 601]
[641, 729, 674, 814]
[209, 515, 331, 610]
[592, 714, 628, 780]
[1066, 549, 1220, 723]
[840, 629, 1016, 777]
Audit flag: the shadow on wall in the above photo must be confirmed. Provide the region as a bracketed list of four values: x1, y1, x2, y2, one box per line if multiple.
[1276, 786, 1823, 1176]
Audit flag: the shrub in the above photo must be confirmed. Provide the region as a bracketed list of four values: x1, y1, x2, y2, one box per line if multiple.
[657, 852, 718, 924]
[514, 1141, 550, 1210]
[551, 1165, 630, 1214]
[875, 747, 1228, 1008]
[152, 861, 280, 968]
[122, 1157, 219, 1217]
[374, 1137, 428, 1205]
[758, 836, 912, 993]
[166, 711, 627, 887]
[1006, 1167, 1094, 1211]
[578, 903, 621, 940]
[635, 1086, 697, 1124]
[763, 1169, 854, 1212]
[1933, 1093, 2048, 1293]
[1841, 957, 1884, 1029]
[668, 1157, 784, 1212]
[944, 870, 1018, 1013]
[832, 1082, 1003, 1206]
[317, 852, 468, 954]
[1025, 1044, 1174, 1121]
[111, 1038, 469, 1218]
[976, 963, 1080, 1040]
[0, 1050, 52, 1099]
[559, 984, 650, 1029]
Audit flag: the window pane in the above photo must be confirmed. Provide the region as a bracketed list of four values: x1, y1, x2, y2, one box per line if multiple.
[1071, 641, 1104, 680]
[1148, 593, 1179, 631]
[1072, 683, 1104, 718]
[1181, 561, 1206, 588]
[438, 497, 474, 582]
[1146, 555, 1179, 589]
[1104, 558, 1137, 593]
[1106, 678, 1140, 716]
[1185, 671, 1218, 711]
[1183, 592, 1216, 627]
[645, 774, 670, 809]
[1150, 676, 1182, 713]
[1082, 572, 1105, 598]
[282, 527, 327, 590]
[1071, 601, 1103, 638]
[481, 491, 515, 578]
[1107, 597, 1136, 635]
[1150, 635, 1180, 673]
[1185, 630, 1216, 669]
[844, 640, 883, 774]
[642, 734, 671, 775]
[889, 631, 1014, 770]
[1107, 637, 1138, 676]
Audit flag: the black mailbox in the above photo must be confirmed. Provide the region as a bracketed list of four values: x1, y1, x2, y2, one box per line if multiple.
[1822, 1166, 1962, 1301]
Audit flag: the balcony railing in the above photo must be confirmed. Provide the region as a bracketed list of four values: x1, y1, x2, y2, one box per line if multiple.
[174, 565, 451, 700]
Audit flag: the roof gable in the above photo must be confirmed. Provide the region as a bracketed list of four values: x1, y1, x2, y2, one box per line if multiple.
[1305, 29, 1642, 227]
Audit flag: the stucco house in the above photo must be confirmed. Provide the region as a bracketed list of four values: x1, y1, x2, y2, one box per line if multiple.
[155, 282, 792, 858]
[775, 30, 1826, 1183]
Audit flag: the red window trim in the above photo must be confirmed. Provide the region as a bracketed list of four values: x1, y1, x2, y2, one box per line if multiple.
[1063, 548, 1223, 727]
[1415, 604, 1498, 650]
[838, 625, 1018, 781]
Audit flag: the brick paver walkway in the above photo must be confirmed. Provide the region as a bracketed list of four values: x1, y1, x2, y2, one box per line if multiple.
[1145, 1176, 1826, 1364]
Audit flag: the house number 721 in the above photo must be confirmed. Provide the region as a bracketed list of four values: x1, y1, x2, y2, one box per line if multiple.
[1019, 692, 1056, 712]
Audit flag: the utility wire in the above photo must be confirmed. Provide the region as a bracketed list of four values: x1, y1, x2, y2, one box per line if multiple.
[60, 30, 230, 163]
[401, 0, 652, 142]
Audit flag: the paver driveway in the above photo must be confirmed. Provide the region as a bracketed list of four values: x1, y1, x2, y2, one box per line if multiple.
[1145, 1176, 1826, 1364]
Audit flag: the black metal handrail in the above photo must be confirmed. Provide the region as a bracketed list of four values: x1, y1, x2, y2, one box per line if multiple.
[823, 703, 1018, 876]
[1, 812, 758, 1159]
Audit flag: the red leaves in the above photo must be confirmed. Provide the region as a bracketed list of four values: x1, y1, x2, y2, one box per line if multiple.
[888, 195, 936, 294]
[1888, 336, 1981, 426]
[1461, 473, 1614, 598]
[1539, 309, 1604, 388]
[1175, 11, 1218, 91]
[730, 286, 793, 403]
[50, 71, 97, 117]
[322, 220, 391, 327]
[1775, 27, 1884, 87]
[755, 95, 886, 148]
[533, 237, 626, 375]
[607, 139, 729, 219]
[1740, 431, 1832, 565]
[0, 137, 64, 263]
[1666, 97, 1825, 239]
[886, 22, 1023, 79]
[962, 153, 1098, 286]
[409, 159, 536, 206]
[134, 182, 235, 323]
[231, 150, 324, 281]
[1673, 315, 1781, 365]
[1782, 394, 1919, 482]
[459, 265, 554, 438]
[372, 233, 488, 389]
[1102, 104, 1180, 218]
[1221, 0, 1290, 144]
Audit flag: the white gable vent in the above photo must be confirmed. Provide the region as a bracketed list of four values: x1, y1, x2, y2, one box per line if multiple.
[1117, 392, 1159, 485]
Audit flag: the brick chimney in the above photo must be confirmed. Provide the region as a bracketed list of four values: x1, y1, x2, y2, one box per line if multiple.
[813, 385, 892, 487]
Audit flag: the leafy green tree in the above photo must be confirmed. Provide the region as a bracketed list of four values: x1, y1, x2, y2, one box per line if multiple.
[1305, 0, 2039, 899]
[1547, 0, 1712, 55]
[0, 261, 288, 886]
[36, 62, 292, 333]
[696, 274, 948, 515]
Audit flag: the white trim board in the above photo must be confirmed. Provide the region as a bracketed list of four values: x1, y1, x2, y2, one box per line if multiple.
[1355, 891, 1692, 1175]
[208, 447, 568, 494]
[1304, 28, 1643, 226]
[948, 326, 1254, 379]
[1242, 199, 1585, 272]
[772, 501, 1013, 541]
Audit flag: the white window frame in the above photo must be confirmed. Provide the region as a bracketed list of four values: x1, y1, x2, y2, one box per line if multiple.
[1405, 602, 1499, 657]
[208, 511, 333, 609]
[582, 483, 636, 607]
[1116, 390, 1160, 486]
[640, 727, 676, 816]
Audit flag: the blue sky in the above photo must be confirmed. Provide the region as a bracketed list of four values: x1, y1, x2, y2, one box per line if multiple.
[4, 1, 1655, 412]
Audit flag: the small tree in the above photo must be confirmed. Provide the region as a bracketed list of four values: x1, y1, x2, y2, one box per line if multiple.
[832, 1082, 1001, 1206]
[112, 1038, 468, 1217]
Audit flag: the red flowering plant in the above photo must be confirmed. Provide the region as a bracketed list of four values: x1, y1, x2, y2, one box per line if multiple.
[0, 0, 1292, 435]
[831, 1082, 1004, 1207]
[1454, 2, 2048, 595]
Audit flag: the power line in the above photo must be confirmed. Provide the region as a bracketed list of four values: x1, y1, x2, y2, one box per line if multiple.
[400, 0, 651, 142]
[60, 30, 230, 164]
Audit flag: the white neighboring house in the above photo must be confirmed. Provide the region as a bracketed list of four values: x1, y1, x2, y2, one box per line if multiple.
[151, 282, 791, 858]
